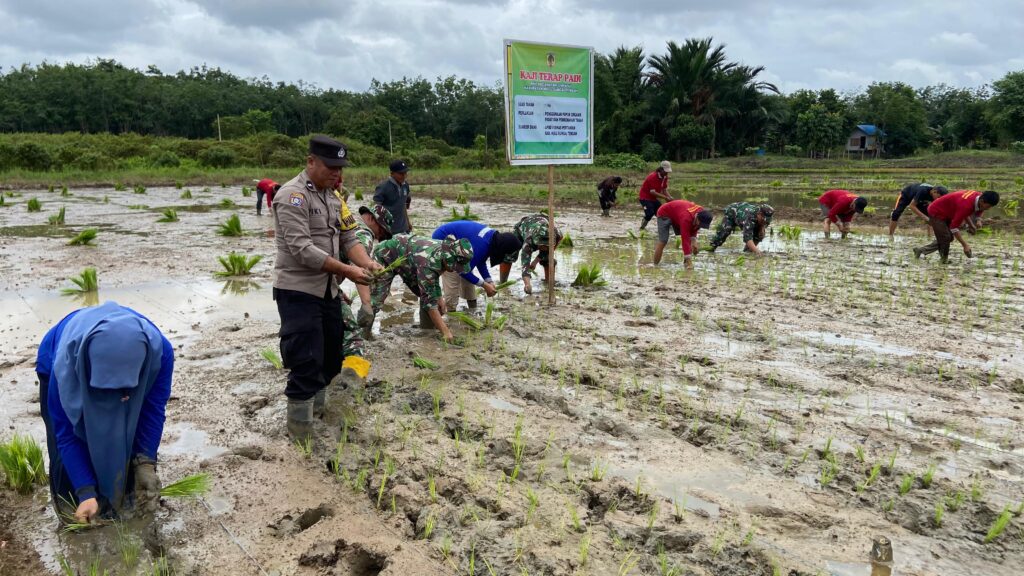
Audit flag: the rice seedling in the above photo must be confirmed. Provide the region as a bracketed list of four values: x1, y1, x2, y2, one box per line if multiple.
[854, 445, 866, 463]
[217, 214, 244, 236]
[857, 463, 882, 493]
[421, 512, 435, 539]
[295, 437, 313, 458]
[0, 434, 47, 493]
[373, 255, 406, 278]
[647, 500, 660, 530]
[945, 490, 966, 512]
[590, 459, 607, 482]
[655, 544, 682, 576]
[215, 252, 263, 277]
[456, 192, 468, 204]
[133, 185, 147, 194]
[433, 197, 443, 208]
[148, 555, 173, 576]
[220, 198, 236, 208]
[180, 189, 193, 199]
[572, 263, 607, 287]
[984, 506, 1012, 543]
[159, 473, 210, 498]
[921, 464, 937, 488]
[442, 205, 480, 221]
[560, 231, 574, 248]
[117, 522, 141, 569]
[933, 501, 945, 527]
[157, 208, 179, 222]
[27, 197, 42, 212]
[0, 195, 5, 207]
[970, 479, 984, 502]
[778, 224, 802, 240]
[68, 228, 98, 246]
[898, 474, 915, 496]
[493, 279, 518, 292]
[567, 501, 582, 532]
[413, 355, 438, 370]
[57, 554, 75, 576]
[618, 548, 639, 576]
[241, 186, 252, 197]
[448, 311, 484, 330]
[60, 267, 99, 296]
[260, 348, 283, 369]
[354, 189, 363, 201]
[48, 205, 66, 225]
[579, 532, 591, 566]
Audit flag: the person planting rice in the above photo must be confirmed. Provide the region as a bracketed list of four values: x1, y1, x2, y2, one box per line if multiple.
[706, 202, 774, 255]
[431, 220, 522, 311]
[502, 213, 563, 294]
[597, 175, 622, 217]
[255, 178, 280, 216]
[369, 234, 474, 343]
[889, 182, 948, 237]
[35, 301, 173, 525]
[914, 190, 999, 263]
[350, 205, 394, 328]
[653, 199, 713, 269]
[818, 189, 868, 239]
[272, 136, 380, 441]
[638, 161, 673, 230]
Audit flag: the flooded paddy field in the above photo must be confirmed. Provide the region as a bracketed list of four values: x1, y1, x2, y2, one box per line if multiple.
[0, 182, 1022, 575]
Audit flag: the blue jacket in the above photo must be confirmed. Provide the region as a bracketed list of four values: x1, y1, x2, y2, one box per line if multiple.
[432, 221, 495, 286]
[37, 306, 173, 501]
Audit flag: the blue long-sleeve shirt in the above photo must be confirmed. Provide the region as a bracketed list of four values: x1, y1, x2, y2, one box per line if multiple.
[432, 220, 496, 286]
[36, 308, 174, 500]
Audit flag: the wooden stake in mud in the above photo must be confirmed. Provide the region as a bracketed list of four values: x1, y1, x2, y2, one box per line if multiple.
[547, 164, 555, 306]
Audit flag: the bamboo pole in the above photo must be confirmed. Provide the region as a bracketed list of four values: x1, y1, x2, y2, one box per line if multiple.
[547, 163, 555, 306]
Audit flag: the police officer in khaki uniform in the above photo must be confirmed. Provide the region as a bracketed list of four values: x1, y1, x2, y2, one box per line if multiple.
[272, 135, 381, 440]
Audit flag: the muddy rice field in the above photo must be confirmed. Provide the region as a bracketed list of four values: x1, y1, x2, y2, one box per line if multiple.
[0, 179, 1022, 576]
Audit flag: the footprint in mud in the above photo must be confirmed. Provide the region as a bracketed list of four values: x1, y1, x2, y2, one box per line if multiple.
[298, 539, 388, 576]
[268, 504, 335, 538]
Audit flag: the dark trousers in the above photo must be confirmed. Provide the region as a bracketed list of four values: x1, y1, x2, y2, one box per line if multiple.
[599, 189, 616, 210]
[890, 189, 915, 221]
[275, 287, 343, 400]
[256, 189, 265, 215]
[919, 217, 954, 260]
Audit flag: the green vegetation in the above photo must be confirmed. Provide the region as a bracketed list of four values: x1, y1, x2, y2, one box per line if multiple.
[217, 214, 244, 236]
[984, 506, 1013, 543]
[260, 348, 283, 369]
[68, 228, 99, 245]
[572, 264, 608, 287]
[413, 356, 439, 370]
[60, 267, 99, 295]
[157, 208, 179, 222]
[443, 205, 480, 221]
[159, 473, 211, 498]
[215, 252, 262, 276]
[133, 185, 146, 194]
[27, 197, 41, 211]
[180, 189, 193, 199]
[48, 205, 66, 225]
[777, 224, 802, 240]
[0, 434, 47, 493]
[219, 197, 236, 208]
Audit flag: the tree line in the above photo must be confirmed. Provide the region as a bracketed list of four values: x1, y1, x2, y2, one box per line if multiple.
[1, 38, 1023, 166]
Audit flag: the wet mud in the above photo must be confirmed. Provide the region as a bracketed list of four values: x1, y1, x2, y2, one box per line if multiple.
[0, 183, 1022, 575]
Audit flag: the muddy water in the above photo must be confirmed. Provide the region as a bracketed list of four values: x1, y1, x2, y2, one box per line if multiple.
[1, 184, 1022, 575]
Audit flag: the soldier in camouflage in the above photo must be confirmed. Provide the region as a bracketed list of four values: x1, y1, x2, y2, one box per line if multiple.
[336, 205, 394, 361]
[500, 213, 562, 294]
[707, 202, 774, 255]
[370, 234, 473, 343]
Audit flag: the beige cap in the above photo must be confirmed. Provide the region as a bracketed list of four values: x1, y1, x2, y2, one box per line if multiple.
[660, 160, 672, 173]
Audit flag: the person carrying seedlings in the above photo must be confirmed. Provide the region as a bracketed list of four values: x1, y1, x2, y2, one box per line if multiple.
[914, 190, 999, 263]
[653, 199, 713, 269]
[889, 182, 948, 236]
[818, 189, 868, 239]
[707, 202, 774, 255]
[373, 159, 412, 234]
[431, 220, 523, 311]
[638, 161, 673, 230]
[272, 135, 381, 440]
[597, 175, 622, 217]
[255, 178, 280, 216]
[35, 301, 173, 525]
[370, 234, 474, 343]
[501, 213, 563, 295]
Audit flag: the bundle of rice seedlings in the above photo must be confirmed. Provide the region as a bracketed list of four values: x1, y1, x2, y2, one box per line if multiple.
[448, 311, 484, 331]
[0, 195, 6, 206]
[48, 205, 66, 225]
[456, 193, 468, 204]
[412, 356, 439, 370]
[493, 279, 518, 292]
[241, 186, 252, 197]
[560, 232, 574, 249]
[217, 214, 244, 237]
[157, 208, 179, 223]
[215, 252, 262, 277]
[133, 185, 147, 194]
[0, 434, 47, 493]
[27, 197, 42, 212]
[572, 264, 607, 287]
[60, 267, 99, 295]
[219, 198, 236, 208]
[114, 183, 126, 191]
[180, 189, 193, 199]
[160, 473, 210, 498]
[433, 197, 444, 208]
[442, 205, 479, 222]
[260, 348, 283, 369]
[778, 224, 802, 240]
[354, 189, 363, 201]
[60, 186, 71, 197]
[68, 228, 98, 246]
[374, 256, 406, 278]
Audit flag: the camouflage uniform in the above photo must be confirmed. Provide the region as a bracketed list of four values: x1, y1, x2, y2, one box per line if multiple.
[332, 220, 379, 358]
[370, 234, 472, 313]
[513, 214, 562, 278]
[709, 202, 772, 250]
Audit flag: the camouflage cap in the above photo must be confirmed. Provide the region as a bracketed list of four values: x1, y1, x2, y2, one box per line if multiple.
[439, 236, 474, 274]
[359, 205, 394, 238]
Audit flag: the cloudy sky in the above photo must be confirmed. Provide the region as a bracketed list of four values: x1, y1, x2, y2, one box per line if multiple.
[1, 0, 1022, 94]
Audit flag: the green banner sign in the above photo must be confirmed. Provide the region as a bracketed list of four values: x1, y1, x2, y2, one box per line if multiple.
[504, 39, 594, 165]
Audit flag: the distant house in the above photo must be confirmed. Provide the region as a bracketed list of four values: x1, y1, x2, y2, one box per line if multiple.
[846, 124, 884, 156]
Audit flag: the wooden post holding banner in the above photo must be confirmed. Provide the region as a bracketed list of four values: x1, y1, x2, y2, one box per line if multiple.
[502, 39, 594, 307]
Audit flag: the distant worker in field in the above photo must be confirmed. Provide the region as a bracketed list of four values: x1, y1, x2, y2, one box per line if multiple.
[370, 234, 474, 343]
[889, 182, 948, 236]
[255, 178, 280, 216]
[818, 189, 868, 239]
[597, 175, 622, 217]
[653, 199, 713, 270]
[373, 159, 412, 234]
[501, 213, 563, 294]
[431, 220, 522, 311]
[707, 202, 774, 255]
[638, 161, 673, 230]
[36, 301, 173, 525]
[914, 190, 999, 263]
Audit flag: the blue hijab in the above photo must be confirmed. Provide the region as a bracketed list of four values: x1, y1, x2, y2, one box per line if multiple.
[53, 301, 163, 511]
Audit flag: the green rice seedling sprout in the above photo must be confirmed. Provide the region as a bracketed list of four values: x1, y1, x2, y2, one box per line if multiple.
[618, 548, 639, 576]
[215, 252, 263, 277]
[433, 197, 443, 208]
[27, 197, 42, 212]
[220, 197, 236, 208]
[984, 506, 1013, 543]
[567, 501, 582, 532]
[857, 463, 882, 493]
[428, 475, 438, 503]
[590, 459, 608, 482]
[887, 450, 898, 474]
[421, 512, 435, 539]
[945, 490, 966, 512]
[157, 208, 179, 222]
[114, 183, 126, 191]
[160, 473, 210, 498]
[294, 437, 312, 459]
[560, 231, 574, 248]
[898, 474, 915, 496]
[921, 464, 937, 488]
[854, 445, 866, 463]
[57, 554, 75, 576]
[647, 500, 660, 530]
[217, 214, 244, 236]
[526, 486, 539, 523]
[48, 205, 66, 225]
[933, 501, 945, 527]
[493, 279, 518, 292]
[133, 185, 147, 194]
[456, 192, 468, 204]
[60, 267, 99, 296]
[656, 544, 682, 576]
[970, 479, 984, 502]
[373, 255, 407, 278]
[353, 189, 363, 201]
[60, 185, 70, 197]
[579, 532, 591, 566]
[413, 355, 439, 370]
[241, 186, 252, 197]
[572, 263, 607, 287]
[148, 555, 173, 576]
[260, 348, 283, 369]
[180, 189, 192, 199]
[448, 311, 484, 330]
[0, 434, 47, 493]
[117, 522, 141, 569]
[68, 228, 98, 246]
[778, 224, 802, 240]
[819, 462, 838, 488]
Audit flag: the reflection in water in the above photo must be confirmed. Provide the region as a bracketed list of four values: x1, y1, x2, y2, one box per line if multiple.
[220, 279, 261, 295]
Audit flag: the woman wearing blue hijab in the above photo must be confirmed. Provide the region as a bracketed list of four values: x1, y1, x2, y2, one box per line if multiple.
[36, 301, 173, 524]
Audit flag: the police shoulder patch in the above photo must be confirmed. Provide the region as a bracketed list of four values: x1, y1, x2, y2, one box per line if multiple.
[289, 192, 306, 207]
